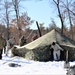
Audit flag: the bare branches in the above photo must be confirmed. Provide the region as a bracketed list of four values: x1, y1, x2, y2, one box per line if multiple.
[53, 0, 64, 34]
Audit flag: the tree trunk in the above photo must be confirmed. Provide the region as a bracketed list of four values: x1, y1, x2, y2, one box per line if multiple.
[53, 0, 64, 34]
[57, 2, 64, 34]
[67, 0, 73, 40]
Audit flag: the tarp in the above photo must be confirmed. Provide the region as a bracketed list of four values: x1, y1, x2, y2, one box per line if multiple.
[16, 29, 75, 50]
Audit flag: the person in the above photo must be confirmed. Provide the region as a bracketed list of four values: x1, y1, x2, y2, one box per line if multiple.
[0, 33, 6, 59]
[6, 40, 10, 56]
[49, 45, 54, 61]
[8, 37, 15, 48]
[50, 42, 64, 61]
[32, 34, 38, 41]
[2, 34, 7, 54]
[6, 37, 15, 56]
[19, 35, 26, 46]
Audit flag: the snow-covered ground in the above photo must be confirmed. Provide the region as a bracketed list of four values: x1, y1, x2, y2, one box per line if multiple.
[0, 51, 75, 75]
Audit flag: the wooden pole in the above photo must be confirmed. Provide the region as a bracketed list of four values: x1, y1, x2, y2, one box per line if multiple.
[66, 50, 68, 63]
[64, 50, 70, 68]
[36, 21, 42, 37]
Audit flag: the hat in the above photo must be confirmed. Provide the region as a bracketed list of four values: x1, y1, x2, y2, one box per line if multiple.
[52, 42, 56, 45]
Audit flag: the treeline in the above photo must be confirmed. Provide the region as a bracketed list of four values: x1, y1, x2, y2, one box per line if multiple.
[0, 22, 75, 45]
[0, 0, 75, 44]
[52, 0, 75, 39]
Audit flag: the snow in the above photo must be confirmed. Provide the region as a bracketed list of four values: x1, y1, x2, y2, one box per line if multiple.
[0, 51, 75, 75]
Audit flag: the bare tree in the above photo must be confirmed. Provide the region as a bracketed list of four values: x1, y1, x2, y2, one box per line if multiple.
[53, 0, 64, 34]
[60, 0, 75, 40]
[12, 0, 21, 37]
[10, 12, 33, 31]
[49, 19, 58, 31]
[67, 0, 73, 40]
[1, 0, 12, 40]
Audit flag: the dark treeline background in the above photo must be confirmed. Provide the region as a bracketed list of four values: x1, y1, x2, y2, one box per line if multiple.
[0, 0, 75, 44]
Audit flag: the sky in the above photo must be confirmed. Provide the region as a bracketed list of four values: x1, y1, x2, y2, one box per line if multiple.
[21, 0, 61, 29]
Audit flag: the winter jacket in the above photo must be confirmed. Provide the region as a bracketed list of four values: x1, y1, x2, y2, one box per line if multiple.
[52, 44, 63, 51]
[0, 35, 6, 49]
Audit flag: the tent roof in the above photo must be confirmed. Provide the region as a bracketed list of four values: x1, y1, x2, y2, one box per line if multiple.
[18, 29, 75, 49]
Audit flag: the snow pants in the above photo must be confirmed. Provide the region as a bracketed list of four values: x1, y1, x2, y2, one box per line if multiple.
[53, 50, 60, 61]
[6, 45, 10, 56]
[0, 49, 3, 59]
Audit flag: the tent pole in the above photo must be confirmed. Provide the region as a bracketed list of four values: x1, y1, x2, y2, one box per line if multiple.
[64, 50, 70, 68]
[36, 21, 42, 37]
[66, 50, 68, 62]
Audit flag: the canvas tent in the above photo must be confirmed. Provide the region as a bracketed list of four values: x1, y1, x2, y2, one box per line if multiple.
[11, 29, 75, 61]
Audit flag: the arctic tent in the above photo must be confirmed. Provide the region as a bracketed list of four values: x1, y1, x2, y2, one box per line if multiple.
[11, 29, 75, 61]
